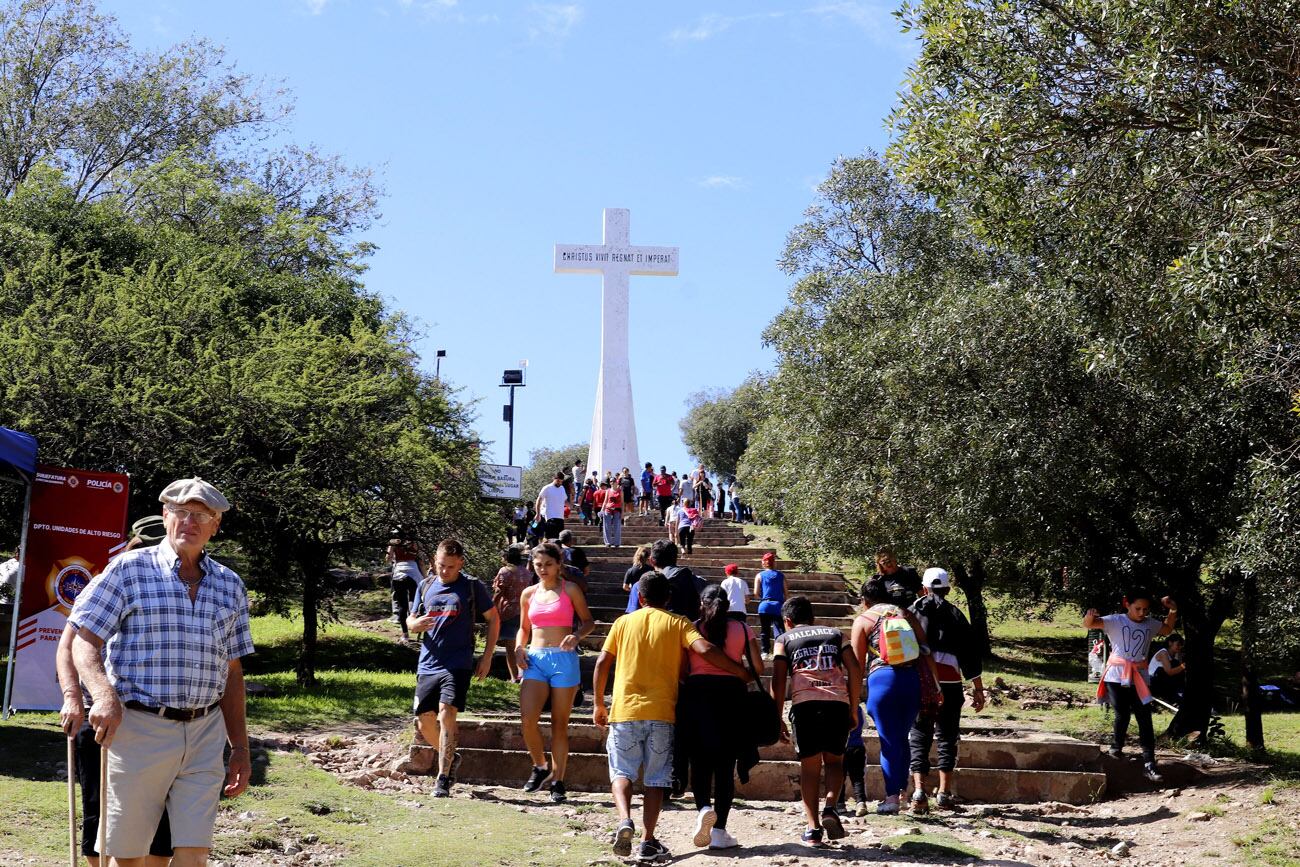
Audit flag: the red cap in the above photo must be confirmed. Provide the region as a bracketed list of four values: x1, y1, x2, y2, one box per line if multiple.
[723, 563, 739, 576]
[761, 551, 776, 563]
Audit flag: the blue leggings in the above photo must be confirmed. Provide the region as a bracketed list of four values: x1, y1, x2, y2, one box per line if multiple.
[866, 666, 921, 797]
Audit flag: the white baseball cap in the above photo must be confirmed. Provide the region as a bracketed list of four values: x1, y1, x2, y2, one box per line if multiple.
[922, 567, 951, 590]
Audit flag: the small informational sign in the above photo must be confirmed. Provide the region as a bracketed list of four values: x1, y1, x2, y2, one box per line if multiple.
[9, 465, 130, 712]
[479, 464, 522, 500]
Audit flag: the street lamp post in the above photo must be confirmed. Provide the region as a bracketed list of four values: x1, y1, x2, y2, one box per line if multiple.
[501, 368, 525, 465]
[435, 349, 447, 381]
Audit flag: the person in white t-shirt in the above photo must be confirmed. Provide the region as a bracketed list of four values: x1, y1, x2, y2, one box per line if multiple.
[720, 563, 748, 622]
[535, 473, 569, 540]
[1083, 589, 1178, 782]
[1147, 634, 1186, 703]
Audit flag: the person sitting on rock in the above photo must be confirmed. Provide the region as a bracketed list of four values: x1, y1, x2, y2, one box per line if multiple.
[1147, 634, 1186, 704]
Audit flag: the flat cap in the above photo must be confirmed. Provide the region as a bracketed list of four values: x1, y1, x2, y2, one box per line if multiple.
[130, 514, 167, 543]
[158, 477, 231, 513]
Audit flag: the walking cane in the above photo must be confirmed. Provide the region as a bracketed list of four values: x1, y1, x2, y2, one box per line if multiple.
[97, 744, 109, 863]
[66, 737, 77, 867]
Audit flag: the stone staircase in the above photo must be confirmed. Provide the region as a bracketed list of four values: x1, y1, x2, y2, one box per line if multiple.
[401, 515, 1109, 803]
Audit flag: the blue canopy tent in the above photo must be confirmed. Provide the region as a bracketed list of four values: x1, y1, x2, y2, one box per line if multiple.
[1, 425, 38, 717]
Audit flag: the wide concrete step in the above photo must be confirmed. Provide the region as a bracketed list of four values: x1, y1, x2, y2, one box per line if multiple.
[578, 624, 851, 651]
[446, 718, 1102, 772]
[582, 589, 853, 608]
[583, 577, 850, 596]
[586, 603, 856, 623]
[583, 563, 847, 583]
[404, 743, 1106, 804]
[585, 549, 794, 561]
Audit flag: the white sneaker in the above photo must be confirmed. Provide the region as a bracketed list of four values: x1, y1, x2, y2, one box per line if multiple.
[692, 806, 717, 847]
[709, 827, 740, 849]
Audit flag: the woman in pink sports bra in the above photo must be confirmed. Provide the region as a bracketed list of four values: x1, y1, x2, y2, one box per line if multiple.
[517, 541, 595, 803]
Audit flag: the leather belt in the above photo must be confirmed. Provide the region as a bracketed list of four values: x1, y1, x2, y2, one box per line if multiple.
[125, 700, 220, 721]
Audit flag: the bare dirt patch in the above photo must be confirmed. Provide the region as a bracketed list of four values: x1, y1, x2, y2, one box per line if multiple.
[236, 721, 1298, 866]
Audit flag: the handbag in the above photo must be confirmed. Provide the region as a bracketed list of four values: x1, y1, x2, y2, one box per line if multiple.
[741, 634, 781, 747]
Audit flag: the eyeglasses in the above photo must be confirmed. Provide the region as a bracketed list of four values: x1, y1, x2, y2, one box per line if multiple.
[165, 505, 218, 526]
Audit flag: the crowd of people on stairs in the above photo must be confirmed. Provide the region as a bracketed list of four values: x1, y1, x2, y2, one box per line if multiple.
[45, 470, 1183, 867]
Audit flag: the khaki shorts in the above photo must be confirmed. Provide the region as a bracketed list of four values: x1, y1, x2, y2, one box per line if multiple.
[104, 706, 226, 857]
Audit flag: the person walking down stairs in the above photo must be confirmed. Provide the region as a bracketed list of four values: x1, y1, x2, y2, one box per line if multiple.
[516, 542, 596, 805]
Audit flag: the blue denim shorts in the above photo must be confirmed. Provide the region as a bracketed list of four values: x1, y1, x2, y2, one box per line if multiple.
[521, 647, 581, 688]
[607, 720, 674, 787]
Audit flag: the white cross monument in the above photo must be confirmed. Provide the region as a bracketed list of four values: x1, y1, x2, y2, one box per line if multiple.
[555, 208, 679, 481]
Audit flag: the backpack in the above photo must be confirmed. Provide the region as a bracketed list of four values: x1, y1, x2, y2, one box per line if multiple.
[870, 604, 920, 665]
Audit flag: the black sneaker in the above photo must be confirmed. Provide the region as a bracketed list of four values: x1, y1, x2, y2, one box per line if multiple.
[801, 827, 825, 847]
[821, 807, 845, 840]
[432, 774, 451, 798]
[612, 819, 635, 857]
[1143, 763, 1164, 783]
[910, 789, 930, 815]
[637, 839, 670, 862]
[1106, 746, 1124, 760]
[549, 780, 567, 803]
[523, 765, 550, 793]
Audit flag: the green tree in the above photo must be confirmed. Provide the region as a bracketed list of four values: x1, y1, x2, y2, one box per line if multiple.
[679, 376, 766, 482]
[0, 0, 272, 201]
[744, 153, 1287, 738]
[0, 181, 495, 684]
[889, 0, 1300, 739]
[521, 442, 587, 506]
[0, 0, 493, 685]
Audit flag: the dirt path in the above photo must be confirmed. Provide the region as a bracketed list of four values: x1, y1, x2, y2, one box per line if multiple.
[232, 722, 1296, 866]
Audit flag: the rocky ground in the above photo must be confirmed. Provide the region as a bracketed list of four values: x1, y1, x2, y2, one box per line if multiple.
[200, 726, 1298, 867]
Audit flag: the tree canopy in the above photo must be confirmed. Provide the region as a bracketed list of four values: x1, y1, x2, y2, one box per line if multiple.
[0, 0, 493, 684]
[678, 376, 766, 482]
[521, 442, 588, 503]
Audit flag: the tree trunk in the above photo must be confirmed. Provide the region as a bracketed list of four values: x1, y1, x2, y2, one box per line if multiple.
[297, 553, 320, 688]
[1240, 570, 1265, 751]
[954, 559, 992, 658]
[1167, 564, 1233, 741]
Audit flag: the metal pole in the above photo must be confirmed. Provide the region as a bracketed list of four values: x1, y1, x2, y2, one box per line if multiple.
[2, 479, 33, 718]
[507, 385, 516, 466]
[67, 737, 77, 867]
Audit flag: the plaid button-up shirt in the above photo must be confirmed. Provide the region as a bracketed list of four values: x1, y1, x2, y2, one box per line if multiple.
[69, 539, 254, 709]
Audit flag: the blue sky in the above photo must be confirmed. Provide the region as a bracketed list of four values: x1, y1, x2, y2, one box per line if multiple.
[109, 1, 915, 481]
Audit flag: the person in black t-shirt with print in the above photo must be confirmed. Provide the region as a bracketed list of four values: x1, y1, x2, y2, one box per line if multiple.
[770, 596, 862, 847]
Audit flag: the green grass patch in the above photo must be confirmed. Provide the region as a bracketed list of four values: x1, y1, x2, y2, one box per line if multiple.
[1231, 818, 1300, 866]
[246, 669, 518, 732]
[214, 749, 604, 867]
[244, 612, 518, 732]
[880, 830, 983, 859]
[0, 715, 74, 865]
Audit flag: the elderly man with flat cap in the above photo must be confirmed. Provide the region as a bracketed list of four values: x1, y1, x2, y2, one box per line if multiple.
[70, 477, 253, 867]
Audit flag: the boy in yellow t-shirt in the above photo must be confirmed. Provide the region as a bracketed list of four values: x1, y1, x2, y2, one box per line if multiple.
[593, 571, 750, 862]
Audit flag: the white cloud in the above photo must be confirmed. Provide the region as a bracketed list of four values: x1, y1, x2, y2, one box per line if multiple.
[808, 2, 893, 41]
[670, 4, 901, 46]
[698, 175, 747, 190]
[305, 0, 329, 14]
[669, 12, 784, 42]
[528, 3, 583, 40]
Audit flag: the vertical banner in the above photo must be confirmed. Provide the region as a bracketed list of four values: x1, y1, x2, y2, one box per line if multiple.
[8, 465, 130, 711]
